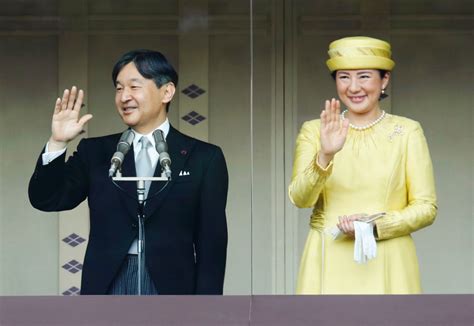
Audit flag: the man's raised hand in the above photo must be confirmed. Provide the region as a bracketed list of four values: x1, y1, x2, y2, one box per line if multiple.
[49, 86, 93, 151]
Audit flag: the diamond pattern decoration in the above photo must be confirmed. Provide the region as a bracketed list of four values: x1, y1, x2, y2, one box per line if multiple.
[182, 111, 207, 125]
[62, 233, 86, 247]
[181, 84, 206, 99]
[62, 286, 80, 296]
[62, 260, 83, 274]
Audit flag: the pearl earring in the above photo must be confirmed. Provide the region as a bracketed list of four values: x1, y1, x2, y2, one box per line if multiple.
[380, 88, 388, 100]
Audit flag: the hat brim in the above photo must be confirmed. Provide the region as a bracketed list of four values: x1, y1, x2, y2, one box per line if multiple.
[326, 56, 395, 72]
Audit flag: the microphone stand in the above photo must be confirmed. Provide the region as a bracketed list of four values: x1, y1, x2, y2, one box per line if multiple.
[112, 171, 168, 295]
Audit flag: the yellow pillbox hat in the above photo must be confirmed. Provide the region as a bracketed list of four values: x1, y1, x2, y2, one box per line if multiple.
[326, 36, 395, 72]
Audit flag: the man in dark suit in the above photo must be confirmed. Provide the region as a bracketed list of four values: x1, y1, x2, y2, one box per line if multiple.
[29, 50, 228, 295]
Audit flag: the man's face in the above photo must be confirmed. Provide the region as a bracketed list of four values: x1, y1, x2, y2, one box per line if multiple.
[114, 62, 174, 134]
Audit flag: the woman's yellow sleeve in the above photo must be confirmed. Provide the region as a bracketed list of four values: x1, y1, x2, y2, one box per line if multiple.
[288, 121, 333, 208]
[375, 123, 438, 240]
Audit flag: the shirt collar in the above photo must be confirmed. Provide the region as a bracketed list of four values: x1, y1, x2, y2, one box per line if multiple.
[131, 118, 170, 149]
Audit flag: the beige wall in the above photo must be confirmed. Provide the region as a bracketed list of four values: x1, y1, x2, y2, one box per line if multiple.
[0, 36, 59, 294]
[392, 34, 473, 292]
[0, 0, 472, 295]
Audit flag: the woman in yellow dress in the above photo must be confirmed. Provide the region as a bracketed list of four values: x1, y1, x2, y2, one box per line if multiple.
[289, 36, 437, 294]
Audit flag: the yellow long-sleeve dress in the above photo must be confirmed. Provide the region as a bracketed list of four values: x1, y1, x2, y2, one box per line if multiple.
[289, 114, 437, 294]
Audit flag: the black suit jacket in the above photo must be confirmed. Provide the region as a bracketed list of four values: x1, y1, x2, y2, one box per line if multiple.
[29, 126, 228, 294]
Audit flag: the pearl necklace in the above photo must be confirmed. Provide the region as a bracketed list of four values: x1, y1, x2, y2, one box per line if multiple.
[341, 110, 386, 131]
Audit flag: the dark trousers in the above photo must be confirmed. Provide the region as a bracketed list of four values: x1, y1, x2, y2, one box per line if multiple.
[107, 255, 159, 295]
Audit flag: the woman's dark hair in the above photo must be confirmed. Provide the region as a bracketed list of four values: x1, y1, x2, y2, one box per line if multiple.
[330, 69, 388, 80]
[112, 49, 178, 112]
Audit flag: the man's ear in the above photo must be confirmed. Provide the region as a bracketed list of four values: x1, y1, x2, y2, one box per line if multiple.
[162, 82, 176, 104]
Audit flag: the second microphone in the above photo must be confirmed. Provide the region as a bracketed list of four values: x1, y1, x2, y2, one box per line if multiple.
[152, 129, 172, 179]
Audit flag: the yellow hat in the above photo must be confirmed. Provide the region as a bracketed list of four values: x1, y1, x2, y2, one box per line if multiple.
[326, 36, 395, 72]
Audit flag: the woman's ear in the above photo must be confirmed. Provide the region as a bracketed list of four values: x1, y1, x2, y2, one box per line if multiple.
[382, 71, 391, 90]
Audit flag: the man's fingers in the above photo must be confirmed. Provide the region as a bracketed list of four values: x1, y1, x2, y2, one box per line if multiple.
[53, 97, 61, 114]
[73, 89, 84, 111]
[61, 89, 69, 111]
[67, 86, 77, 110]
[78, 114, 93, 128]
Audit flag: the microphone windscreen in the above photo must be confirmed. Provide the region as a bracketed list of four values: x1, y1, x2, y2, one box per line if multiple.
[152, 129, 168, 153]
[117, 129, 134, 154]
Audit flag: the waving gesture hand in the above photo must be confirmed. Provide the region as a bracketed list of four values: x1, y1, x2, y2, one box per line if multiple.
[318, 98, 349, 167]
[49, 86, 93, 151]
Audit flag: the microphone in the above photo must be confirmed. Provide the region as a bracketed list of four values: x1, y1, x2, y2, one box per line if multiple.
[152, 129, 172, 178]
[109, 129, 135, 177]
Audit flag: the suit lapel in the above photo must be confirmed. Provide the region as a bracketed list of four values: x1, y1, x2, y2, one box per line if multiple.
[144, 125, 195, 219]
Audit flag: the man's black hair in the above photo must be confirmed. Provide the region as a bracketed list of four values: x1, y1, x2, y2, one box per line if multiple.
[112, 49, 178, 112]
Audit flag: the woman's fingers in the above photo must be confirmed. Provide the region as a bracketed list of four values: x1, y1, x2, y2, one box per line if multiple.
[329, 98, 341, 126]
[342, 217, 350, 232]
[338, 215, 347, 232]
[335, 99, 341, 115]
[328, 98, 334, 124]
[345, 218, 354, 236]
[337, 215, 355, 236]
[341, 116, 350, 135]
[323, 98, 334, 128]
[320, 100, 329, 127]
[320, 97, 347, 156]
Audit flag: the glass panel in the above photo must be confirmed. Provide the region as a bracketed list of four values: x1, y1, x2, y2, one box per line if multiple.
[0, 0, 253, 295]
[1, 0, 471, 296]
[88, 1, 254, 294]
[250, 0, 275, 294]
[287, 0, 472, 294]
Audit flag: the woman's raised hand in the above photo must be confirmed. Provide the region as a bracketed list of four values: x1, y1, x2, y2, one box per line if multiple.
[318, 98, 349, 167]
[49, 86, 93, 151]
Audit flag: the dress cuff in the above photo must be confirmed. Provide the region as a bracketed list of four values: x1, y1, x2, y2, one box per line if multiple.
[373, 211, 400, 240]
[313, 152, 333, 177]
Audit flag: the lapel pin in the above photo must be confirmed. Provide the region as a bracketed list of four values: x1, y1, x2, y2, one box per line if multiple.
[181, 149, 187, 155]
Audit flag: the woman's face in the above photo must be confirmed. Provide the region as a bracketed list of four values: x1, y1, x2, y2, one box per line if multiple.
[335, 69, 390, 115]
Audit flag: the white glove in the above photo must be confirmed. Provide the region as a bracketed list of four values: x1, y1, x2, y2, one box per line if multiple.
[353, 221, 377, 264]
